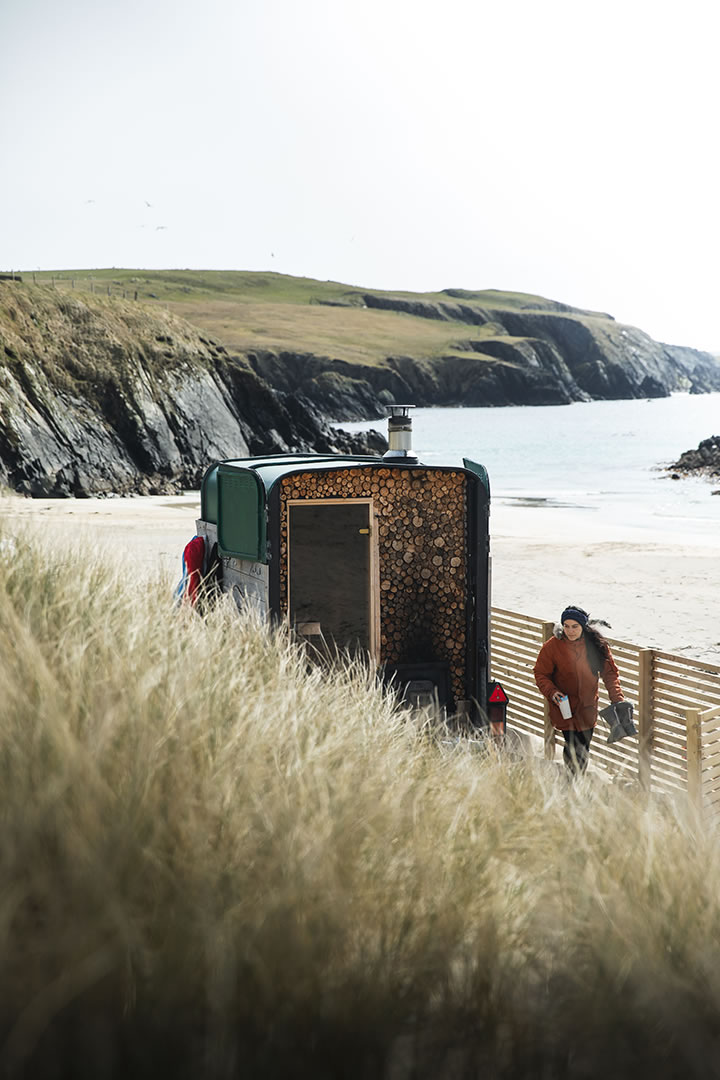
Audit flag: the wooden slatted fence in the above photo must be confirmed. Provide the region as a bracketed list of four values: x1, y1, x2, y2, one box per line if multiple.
[491, 607, 720, 811]
[701, 706, 720, 814]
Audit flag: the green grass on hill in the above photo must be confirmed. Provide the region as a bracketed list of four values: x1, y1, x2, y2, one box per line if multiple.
[26, 268, 576, 311]
[2, 524, 720, 1078]
[21, 269, 600, 368]
[164, 299, 503, 366]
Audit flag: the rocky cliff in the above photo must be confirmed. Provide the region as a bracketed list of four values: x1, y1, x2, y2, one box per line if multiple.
[0, 283, 382, 497]
[3, 272, 720, 497]
[248, 290, 720, 420]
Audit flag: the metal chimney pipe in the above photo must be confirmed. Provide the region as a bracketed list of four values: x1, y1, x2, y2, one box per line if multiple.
[383, 404, 418, 461]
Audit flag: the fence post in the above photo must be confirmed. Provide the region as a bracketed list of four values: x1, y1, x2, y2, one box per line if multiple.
[686, 707, 703, 811]
[637, 649, 654, 790]
[541, 620, 556, 760]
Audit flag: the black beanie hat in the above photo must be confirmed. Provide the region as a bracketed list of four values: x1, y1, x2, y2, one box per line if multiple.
[561, 606, 589, 627]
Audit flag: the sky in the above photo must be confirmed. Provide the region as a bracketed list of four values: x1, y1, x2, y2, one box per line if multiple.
[2, 0, 719, 350]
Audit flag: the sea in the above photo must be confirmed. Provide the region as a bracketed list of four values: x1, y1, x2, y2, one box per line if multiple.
[342, 392, 720, 541]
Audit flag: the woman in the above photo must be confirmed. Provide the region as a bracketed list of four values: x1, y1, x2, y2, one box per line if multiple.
[533, 605, 625, 775]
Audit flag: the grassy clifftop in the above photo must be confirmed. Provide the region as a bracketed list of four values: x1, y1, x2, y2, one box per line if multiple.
[0, 276, 227, 396]
[25, 268, 607, 368]
[23, 269, 720, 418]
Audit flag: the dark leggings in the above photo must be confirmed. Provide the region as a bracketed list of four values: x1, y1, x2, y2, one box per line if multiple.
[562, 729, 594, 775]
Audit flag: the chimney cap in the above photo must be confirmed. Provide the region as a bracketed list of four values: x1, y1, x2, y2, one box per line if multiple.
[383, 404, 418, 462]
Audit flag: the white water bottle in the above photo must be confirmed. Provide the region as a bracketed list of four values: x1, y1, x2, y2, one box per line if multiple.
[558, 695, 572, 720]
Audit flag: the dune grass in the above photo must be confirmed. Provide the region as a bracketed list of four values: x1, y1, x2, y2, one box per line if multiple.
[2, 528, 720, 1078]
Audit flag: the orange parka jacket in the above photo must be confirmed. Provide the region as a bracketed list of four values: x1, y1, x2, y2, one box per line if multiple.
[533, 632, 624, 732]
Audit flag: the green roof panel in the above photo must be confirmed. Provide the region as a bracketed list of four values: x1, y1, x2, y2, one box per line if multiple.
[201, 465, 219, 524]
[463, 457, 490, 496]
[217, 465, 267, 561]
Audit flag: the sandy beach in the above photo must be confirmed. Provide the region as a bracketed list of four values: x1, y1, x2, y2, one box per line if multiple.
[1, 492, 718, 664]
[490, 503, 720, 663]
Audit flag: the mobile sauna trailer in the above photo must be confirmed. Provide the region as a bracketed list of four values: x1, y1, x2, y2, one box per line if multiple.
[189, 407, 507, 727]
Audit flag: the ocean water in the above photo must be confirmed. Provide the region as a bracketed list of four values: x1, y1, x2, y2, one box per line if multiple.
[343, 393, 720, 540]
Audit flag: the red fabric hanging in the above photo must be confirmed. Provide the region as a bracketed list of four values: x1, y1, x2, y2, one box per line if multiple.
[183, 535, 205, 604]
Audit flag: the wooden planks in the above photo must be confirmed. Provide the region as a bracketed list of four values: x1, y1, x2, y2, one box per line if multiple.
[279, 467, 468, 702]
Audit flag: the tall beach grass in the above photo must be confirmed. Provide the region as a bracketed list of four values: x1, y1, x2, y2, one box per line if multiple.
[2, 526, 720, 1078]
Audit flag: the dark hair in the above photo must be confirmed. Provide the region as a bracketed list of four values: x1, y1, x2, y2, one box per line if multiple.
[583, 623, 610, 676]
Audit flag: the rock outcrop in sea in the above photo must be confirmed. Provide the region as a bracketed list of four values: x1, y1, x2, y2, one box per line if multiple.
[670, 435, 720, 479]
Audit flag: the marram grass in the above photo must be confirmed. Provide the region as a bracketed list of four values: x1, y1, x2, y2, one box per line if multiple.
[2, 528, 720, 1078]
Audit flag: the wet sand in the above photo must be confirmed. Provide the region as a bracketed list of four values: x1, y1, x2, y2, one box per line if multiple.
[2, 492, 718, 664]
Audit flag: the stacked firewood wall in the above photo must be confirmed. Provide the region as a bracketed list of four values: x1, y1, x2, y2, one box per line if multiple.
[279, 467, 468, 702]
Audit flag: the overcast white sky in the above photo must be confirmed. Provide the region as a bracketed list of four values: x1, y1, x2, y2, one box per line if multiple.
[2, 0, 719, 349]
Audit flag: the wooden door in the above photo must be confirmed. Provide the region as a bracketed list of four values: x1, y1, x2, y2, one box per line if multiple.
[288, 500, 377, 659]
